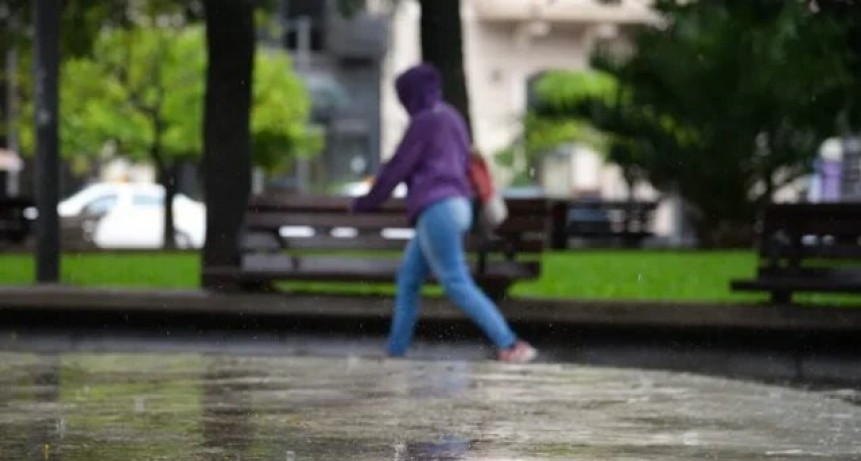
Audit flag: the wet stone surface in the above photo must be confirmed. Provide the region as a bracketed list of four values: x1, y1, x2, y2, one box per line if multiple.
[1, 352, 860, 460]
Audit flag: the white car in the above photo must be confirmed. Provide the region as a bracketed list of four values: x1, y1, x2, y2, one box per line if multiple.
[59, 182, 206, 249]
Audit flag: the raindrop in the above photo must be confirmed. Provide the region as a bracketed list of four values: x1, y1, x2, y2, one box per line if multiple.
[55, 418, 65, 439]
[134, 396, 145, 413]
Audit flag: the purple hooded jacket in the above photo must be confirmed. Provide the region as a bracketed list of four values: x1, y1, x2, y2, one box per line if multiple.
[351, 64, 474, 223]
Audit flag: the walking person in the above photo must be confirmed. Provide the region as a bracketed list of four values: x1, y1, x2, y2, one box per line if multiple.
[351, 64, 537, 363]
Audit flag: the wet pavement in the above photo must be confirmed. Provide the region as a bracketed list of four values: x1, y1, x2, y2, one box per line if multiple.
[2, 350, 860, 460]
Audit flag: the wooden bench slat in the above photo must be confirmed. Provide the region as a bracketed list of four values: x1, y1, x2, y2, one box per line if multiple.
[731, 277, 861, 293]
[236, 255, 539, 281]
[249, 195, 550, 214]
[241, 234, 546, 253]
[765, 221, 861, 236]
[757, 266, 861, 281]
[245, 211, 549, 233]
[209, 194, 550, 298]
[760, 244, 861, 260]
[246, 212, 410, 230]
[0, 197, 34, 244]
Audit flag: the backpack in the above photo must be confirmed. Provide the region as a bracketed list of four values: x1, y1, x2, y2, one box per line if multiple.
[466, 150, 508, 231]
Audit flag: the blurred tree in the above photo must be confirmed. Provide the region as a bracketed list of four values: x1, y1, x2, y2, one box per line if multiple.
[535, 0, 853, 246]
[251, 49, 322, 173]
[0, 0, 201, 148]
[814, 0, 861, 128]
[1, 0, 111, 149]
[18, 24, 313, 249]
[501, 70, 616, 187]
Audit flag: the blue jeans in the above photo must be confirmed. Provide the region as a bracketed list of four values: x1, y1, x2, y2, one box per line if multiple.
[387, 197, 518, 356]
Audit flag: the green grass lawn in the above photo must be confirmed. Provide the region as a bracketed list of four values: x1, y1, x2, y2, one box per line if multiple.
[1, 250, 859, 305]
[511, 250, 761, 301]
[0, 253, 200, 289]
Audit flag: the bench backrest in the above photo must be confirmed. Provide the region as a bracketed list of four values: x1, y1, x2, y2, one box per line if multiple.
[242, 194, 550, 256]
[759, 203, 861, 261]
[762, 203, 861, 236]
[570, 200, 656, 232]
[0, 197, 34, 242]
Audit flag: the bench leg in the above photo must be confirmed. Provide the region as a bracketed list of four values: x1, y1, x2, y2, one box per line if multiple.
[202, 272, 275, 293]
[479, 281, 511, 302]
[240, 280, 276, 292]
[202, 272, 241, 292]
[770, 290, 792, 304]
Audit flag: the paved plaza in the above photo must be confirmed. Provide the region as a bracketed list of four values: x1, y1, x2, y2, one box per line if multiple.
[1, 350, 860, 460]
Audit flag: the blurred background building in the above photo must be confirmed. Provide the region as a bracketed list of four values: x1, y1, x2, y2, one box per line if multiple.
[274, 0, 389, 192]
[375, 0, 677, 238]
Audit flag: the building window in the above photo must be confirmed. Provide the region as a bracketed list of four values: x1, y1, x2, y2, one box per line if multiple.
[282, 0, 326, 52]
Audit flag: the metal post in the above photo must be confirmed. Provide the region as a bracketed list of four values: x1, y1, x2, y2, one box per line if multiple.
[840, 134, 861, 201]
[294, 15, 312, 192]
[34, 0, 61, 283]
[295, 16, 312, 72]
[6, 12, 20, 196]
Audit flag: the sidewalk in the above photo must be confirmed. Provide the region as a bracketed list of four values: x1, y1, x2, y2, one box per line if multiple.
[1, 350, 860, 460]
[2, 285, 861, 389]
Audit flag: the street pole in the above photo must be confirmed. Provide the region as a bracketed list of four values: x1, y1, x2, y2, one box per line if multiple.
[295, 15, 311, 193]
[841, 134, 861, 201]
[34, 0, 61, 283]
[6, 11, 20, 196]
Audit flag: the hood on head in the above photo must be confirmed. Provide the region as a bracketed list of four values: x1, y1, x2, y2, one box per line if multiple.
[395, 64, 443, 116]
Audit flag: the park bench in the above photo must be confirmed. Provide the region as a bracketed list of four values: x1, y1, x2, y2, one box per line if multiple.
[549, 199, 657, 249]
[0, 197, 34, 245]
[731, 203, 861, 303]
[204, 194, 551, 299]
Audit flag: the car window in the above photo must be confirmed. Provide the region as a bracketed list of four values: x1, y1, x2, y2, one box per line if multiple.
[82, 195, 118, 215]
[132, 194, 163, 207]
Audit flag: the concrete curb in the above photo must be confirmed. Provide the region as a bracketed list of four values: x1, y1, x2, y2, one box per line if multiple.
[1, 285, 860, 334]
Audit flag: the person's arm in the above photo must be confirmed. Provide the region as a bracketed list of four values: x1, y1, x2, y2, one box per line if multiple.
[352, 117, 433, 212]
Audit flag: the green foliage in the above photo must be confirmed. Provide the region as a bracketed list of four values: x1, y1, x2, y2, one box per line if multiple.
[815, 0, 861, 127]
[527, 115, 605, 159]
[252, 48, 322, 172]
[533, 69, 618, 113]
[17, 25, 206, 167]
[18, 24, 316, 174]
[534, 0, 855, 245]
[1, 0, 197, 150]
[335, 0, 368, 17]
[529, 69, 617, 154]
[497, 70, 617, 185]
[0, 0, 131, 57]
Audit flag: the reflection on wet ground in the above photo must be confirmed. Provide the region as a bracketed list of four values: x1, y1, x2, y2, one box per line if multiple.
[1, 351, 860, 460]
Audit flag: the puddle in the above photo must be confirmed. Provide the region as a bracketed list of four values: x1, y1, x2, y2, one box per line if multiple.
[0, 352, 859, 460]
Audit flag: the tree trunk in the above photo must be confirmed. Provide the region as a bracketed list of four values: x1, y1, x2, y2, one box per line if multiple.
[418, 0, 472, 136]
[622, 167, 637, 232]
[150, 115, 178, 250]
[201, 0, 254, 287]
[159, 163, 178, 250]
